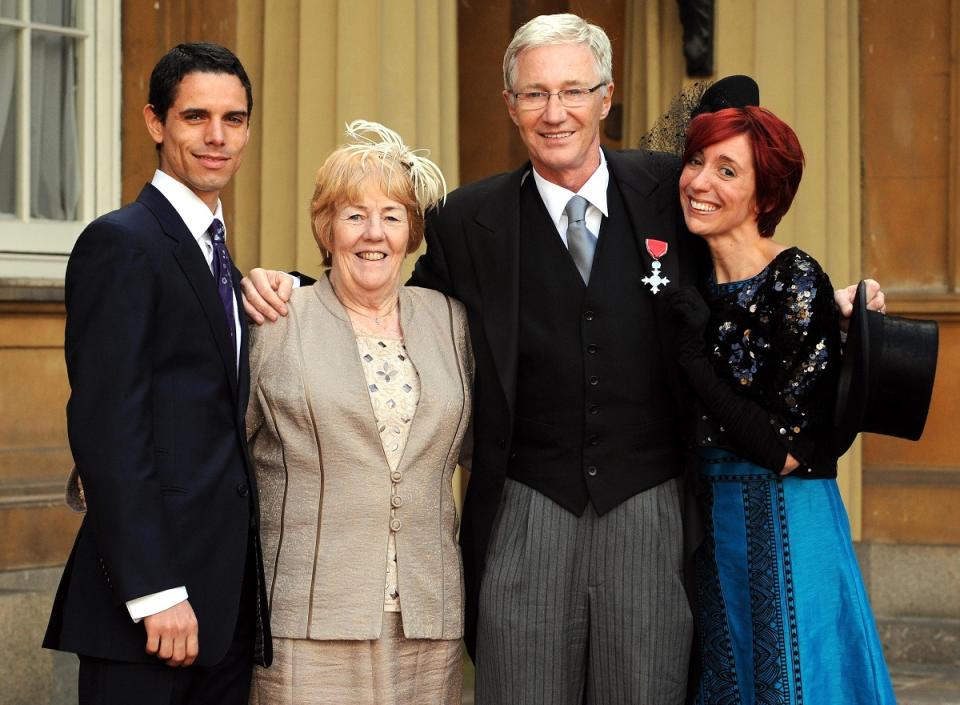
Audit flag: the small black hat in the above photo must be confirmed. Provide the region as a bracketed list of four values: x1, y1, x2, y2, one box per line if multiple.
[693, 75, 759, 115]
[833, 281, 939, 455]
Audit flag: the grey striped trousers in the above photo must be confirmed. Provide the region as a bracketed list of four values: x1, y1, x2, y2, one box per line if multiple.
[474, 478, 692, 705]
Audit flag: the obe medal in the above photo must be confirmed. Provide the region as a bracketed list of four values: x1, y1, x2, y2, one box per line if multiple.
[642, 238, 670, 294]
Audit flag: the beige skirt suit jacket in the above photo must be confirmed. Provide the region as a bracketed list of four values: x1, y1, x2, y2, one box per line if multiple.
[246, 275, 473, 641]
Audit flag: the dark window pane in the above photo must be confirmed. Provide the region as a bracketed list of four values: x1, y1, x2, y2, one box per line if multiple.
[0, 25, 15, 216]
[31, 0, 77, 27]
[31, 32, 79, 220]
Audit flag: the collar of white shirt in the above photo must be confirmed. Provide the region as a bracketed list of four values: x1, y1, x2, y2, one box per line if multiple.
[150, 169, 225, 252]
[150, 169, 241, 372]
[531, 149, 609, 242]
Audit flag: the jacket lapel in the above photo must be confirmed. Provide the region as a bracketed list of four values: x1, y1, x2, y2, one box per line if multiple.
[395, 288, 460, 471]
[606, 150, 698, 404]
[465, 165, 526, 421]
[605, 149, 682, 295]
[137, 184, 239, 401]
[234, 268, 250, 413]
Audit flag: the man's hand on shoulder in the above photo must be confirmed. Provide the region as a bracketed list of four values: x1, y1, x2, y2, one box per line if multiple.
[240, 268, 293, 324]
[835, 278, 886, 330]
[144, 599, 199, 667]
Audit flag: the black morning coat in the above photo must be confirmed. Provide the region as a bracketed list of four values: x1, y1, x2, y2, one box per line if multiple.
[43, 184, 272, 668]
[409, 147, 710, 658]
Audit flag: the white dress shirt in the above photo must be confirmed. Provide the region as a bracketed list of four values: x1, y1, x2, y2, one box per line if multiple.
[530, 148, 609, 246]
[124, 170, 242, 623]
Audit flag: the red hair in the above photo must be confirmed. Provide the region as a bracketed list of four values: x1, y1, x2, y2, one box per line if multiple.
[683, 106, 804, 237]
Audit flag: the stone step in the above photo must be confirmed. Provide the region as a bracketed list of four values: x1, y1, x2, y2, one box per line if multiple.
[879, 616, 960, 667]
[891, 663, 960, 705]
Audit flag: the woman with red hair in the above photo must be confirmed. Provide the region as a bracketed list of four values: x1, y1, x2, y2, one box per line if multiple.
[670, 107, 896, 704]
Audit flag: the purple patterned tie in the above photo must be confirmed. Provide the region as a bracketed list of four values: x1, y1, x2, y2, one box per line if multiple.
[209, 218, 236, 355]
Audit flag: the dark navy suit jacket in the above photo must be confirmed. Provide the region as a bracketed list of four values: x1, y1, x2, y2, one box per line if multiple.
[44, 184, 271, 667]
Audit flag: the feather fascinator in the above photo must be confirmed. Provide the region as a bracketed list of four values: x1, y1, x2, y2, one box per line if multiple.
[341, 119, 447, 214]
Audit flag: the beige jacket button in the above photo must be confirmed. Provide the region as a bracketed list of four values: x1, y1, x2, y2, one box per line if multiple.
[391, 495, 403, 508]
[390, 518, 402, 531]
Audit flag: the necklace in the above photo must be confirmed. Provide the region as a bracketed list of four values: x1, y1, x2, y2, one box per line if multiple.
[331, 282, 399, 327]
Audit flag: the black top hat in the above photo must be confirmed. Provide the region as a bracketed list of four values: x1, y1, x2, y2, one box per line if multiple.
[693, 75, 760, 115]
[833, 281, 939, 456]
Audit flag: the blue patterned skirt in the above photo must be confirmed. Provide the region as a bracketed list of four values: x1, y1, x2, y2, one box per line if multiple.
[693, 448, 896, 705]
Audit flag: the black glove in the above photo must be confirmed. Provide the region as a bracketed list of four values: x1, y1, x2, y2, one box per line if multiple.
[666, 286, 788, 471]
[665, 285, 712, 365]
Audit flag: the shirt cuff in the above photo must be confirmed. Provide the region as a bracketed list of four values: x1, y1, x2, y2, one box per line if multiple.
[126, 586, 189, 623]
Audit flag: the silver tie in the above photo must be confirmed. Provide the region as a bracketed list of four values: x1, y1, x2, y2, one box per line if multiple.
[564, 195, 598, 284]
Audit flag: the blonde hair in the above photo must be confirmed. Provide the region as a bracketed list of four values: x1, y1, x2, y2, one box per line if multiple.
[503, 13, 612, 93]
[310, 120, 447, 266]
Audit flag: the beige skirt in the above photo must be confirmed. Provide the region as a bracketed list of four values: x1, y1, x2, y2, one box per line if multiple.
[249, 612, 463, 705]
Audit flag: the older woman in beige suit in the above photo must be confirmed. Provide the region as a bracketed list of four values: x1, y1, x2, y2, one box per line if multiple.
[247, 122, 472, 705]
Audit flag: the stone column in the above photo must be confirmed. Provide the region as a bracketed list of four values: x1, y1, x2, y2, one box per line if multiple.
[233, 0, 459, 281]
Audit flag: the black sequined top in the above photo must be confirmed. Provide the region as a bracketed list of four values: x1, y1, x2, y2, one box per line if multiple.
[694, 247, 841, 476]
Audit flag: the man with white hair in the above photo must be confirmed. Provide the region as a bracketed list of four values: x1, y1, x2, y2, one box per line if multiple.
[411, 14, 695, 703]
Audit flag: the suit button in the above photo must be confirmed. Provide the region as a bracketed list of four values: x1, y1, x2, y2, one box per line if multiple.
[584, 310, 595, 321]
[391, 471, 402, 482]
[589, 404, 600, 415]
[390, 519, 402, 531]
[587, 344, 598, 354]
[391, 495, 403, 508]
[586, 466, 598, 477]
[588, 435, 599, 446]
[237, 483, 249, 497]
[589, 376, 599, 386]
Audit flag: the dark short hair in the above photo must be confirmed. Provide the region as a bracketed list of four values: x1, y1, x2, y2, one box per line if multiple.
[683, 106, 804, 237]
[148, 42, 253, 124]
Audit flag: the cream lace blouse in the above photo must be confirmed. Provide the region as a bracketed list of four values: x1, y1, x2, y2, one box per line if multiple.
[354, 333, 421, 612]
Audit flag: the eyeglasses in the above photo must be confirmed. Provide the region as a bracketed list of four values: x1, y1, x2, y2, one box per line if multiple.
[511, 83, 608, 110]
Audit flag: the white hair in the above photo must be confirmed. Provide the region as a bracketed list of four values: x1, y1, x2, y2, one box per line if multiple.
[502, 13, 613, 92]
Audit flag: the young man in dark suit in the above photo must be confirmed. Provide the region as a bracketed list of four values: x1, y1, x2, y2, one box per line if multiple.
[44, 43, 271, 705]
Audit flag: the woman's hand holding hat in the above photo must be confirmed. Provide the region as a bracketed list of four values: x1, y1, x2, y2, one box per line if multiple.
[835, 278, 885, 330]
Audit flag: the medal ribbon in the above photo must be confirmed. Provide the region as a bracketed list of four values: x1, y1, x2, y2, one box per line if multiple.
[645, 238, 668, 260]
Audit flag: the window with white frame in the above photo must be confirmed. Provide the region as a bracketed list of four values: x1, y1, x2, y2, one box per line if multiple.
[0, 0, 119, 280]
